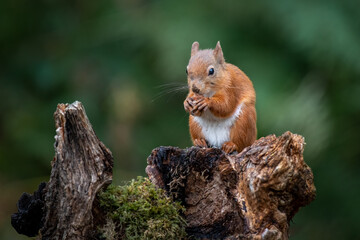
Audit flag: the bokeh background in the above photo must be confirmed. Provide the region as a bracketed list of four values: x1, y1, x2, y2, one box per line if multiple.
[1, 0, 359, 239]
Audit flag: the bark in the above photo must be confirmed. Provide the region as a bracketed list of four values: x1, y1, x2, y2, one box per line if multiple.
[146, 132, 316, 240]
[41, 101, 113, 239]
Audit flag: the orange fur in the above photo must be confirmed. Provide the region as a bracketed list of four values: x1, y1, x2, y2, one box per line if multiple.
[184, 41, 257, 153]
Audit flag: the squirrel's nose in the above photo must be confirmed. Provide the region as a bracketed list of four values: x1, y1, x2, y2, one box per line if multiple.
[192, 86, 200, 94]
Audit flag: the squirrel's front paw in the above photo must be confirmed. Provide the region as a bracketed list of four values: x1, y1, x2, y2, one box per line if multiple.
[184, 97, 194, 113]
[190, 97, 209, 116]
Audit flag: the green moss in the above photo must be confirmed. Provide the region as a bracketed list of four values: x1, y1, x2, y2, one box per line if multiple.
[98, 176, 187, 240]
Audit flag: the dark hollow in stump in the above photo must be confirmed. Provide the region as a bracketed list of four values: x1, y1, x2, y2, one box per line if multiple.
[40, 101, 114, 239]
[146, 132, 316, 240]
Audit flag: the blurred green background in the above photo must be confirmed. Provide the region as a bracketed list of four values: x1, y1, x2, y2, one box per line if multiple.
[1, 0, 359, 239]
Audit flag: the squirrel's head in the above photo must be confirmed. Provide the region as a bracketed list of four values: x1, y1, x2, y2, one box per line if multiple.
[186, 41, 227, 97]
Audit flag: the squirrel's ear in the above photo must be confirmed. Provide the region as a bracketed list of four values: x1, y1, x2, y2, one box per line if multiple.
[191, 41, 199, 57]
[214, 41, 224, 64]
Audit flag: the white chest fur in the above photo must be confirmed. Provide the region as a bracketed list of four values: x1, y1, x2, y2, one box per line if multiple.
[194, 102, 244, 148]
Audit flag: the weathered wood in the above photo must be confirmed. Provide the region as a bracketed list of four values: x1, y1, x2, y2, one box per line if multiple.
[40, 101, 113, 239]
[146, 131, 316, 240]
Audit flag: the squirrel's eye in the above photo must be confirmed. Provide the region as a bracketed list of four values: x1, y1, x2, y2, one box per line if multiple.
[186, 68, 188, 75]
[208, 68, 215, 76]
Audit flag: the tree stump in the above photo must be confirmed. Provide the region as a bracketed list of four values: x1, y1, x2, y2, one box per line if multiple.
[41, 101, 113, 239]
[11, 101, 114, 239]
[146, 132, 316, 240]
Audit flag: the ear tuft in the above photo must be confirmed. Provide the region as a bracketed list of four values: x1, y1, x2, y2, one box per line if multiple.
[213, 41, 224, 64]
[191, 41, 199, 57]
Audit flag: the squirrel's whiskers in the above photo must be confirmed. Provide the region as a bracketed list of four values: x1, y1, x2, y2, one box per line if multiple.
[152, 83, 188, 102]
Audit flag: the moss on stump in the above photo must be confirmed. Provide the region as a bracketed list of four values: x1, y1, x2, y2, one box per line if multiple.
[97, 177, 187, 240]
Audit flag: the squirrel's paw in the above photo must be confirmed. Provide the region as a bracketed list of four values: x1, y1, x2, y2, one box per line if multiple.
[190, 97, 209, 116]
[194, 138, 208, 148]
[222, 141, 237, 154]
[184, 98, 193, 113]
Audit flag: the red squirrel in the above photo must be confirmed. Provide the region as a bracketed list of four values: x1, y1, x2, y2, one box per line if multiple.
[184, 41, 257, 154]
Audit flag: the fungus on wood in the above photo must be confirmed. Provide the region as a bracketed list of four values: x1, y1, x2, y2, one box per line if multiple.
[11, 101, 315, 240]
